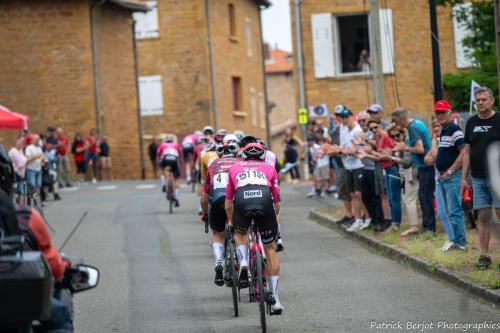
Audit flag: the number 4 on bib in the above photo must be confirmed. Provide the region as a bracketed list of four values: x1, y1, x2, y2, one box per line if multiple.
[213, 172, 229, 189]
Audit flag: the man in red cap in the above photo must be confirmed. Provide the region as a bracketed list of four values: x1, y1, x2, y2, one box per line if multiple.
[426, 100, 467, 251]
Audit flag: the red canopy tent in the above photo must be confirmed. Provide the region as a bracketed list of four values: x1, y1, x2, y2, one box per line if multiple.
[0, 104, 29, 131]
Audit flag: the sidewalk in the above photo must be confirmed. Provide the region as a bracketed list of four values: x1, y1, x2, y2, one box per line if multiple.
[308, 205, 500, 307]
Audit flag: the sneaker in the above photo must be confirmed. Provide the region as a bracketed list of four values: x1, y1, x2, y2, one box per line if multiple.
[238, 266, 249, 288]
[347, 219, 364, 232]
[214, 264, 224, 286]
[162, 185, 166, 193]
[328, 185, 337, 193]
[440, 240, 454, 252]
[306, 189, 317, 198]
[271, 301, 284, 315]
[54, 193, 61, 201]
[453, 244, 466, 251]
[174, 199, 180, 207]
[276, 238, 284, 252]
[358, 218, 371, 230]
[92, 178, 97, 184]
[474, 255, 492, 270]
[292, 179, 299, 184]
[320, 191, 327, 198]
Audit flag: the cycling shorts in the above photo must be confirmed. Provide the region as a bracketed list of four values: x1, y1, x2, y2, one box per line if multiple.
[209, 196, 227, 233]
[182, 143, 194, 161]
[160, 155, 180, 178]
[232, 185, 278, 245]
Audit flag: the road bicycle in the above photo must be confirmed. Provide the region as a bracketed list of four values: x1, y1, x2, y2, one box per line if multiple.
[224, 225, 239, 317]
[247, 213, 276, 333]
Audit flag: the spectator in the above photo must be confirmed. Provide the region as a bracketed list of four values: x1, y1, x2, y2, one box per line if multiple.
[387, 125, 419, 237]
[56, 127, 72, 187]
[86, 128, 99, 184]
[306, 135, 322, 197]
[25, 134, 45, 196]
[8, 138, 28, 203]
[371, 119, 401, 232]
[148, 137, 159, 178]
[71, 133, 87, 185]
[313, 133, 330, 197]
[461, 86, 500, 270]
[392, 108, 435, 233]
[44, 126, 61, 200]
[99, 135, 112, 181]
[337, 108, 365, 232]
[315, 119, 329, 140]
[355, 111, 384, 231]
[367, 104, 389, 129]
[427, 101, 467, 251]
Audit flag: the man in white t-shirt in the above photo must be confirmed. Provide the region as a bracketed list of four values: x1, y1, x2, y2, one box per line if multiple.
[338, 108, 365, 231]
[25, 134, 45, 194]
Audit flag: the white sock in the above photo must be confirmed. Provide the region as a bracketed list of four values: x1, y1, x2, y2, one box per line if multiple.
[355, 218, 363, 224]
[175, 188, 180, 200]
[270, 276, 280, 303]
[212, 242, 224, 264]
[160, 175, 165, 186]
[237, 245, 248, 267]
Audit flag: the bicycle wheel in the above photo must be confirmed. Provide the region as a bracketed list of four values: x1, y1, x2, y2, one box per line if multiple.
[167, 182, 173, 214]
[255, 251, 266, 333]
[226, 240, 238, 317]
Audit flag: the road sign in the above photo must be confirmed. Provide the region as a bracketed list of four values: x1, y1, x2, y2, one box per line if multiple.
[298, 108, 308, 125]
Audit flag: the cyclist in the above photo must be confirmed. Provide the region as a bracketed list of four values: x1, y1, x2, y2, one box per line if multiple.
[201, 139, 240, 286]
[181, 131, 200, 184]
[214, 129, 227, 144]
[225, 142, 284, 314]
[157, 135, 182, 206]
[200, 141, 219, 183]
[202, 126, 215, 140]
[193, 136, 209, 186]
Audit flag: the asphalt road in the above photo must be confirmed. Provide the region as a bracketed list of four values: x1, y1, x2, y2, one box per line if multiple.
[44, 181, 500, 333]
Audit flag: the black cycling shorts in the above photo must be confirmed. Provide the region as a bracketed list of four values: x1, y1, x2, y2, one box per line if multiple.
[209, 196, 227, 233]
[232, 185, 278, 245]
[182, 143, 194, 161]
[160, 155, 180, 179]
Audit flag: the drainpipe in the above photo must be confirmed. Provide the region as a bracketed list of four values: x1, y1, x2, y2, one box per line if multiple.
[294, 0, 309, 180]
[204, 0, 218, 130]
[132, 20, 146, 180]
[90, 0, 106, 134]
[258, 6, 272, 149]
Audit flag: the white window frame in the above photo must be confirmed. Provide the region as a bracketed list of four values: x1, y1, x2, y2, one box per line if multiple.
[452, 3, 473, 69]
[138, 75, 164, 117]
[133, 1, 159, 39]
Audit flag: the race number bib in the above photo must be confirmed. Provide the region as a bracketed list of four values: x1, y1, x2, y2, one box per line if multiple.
[213, 172, 229, 190]
[236, 170, 268, 188]
[164, 148, 178, 157]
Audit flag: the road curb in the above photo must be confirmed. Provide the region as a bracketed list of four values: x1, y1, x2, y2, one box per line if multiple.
[308, 208, 500, 307]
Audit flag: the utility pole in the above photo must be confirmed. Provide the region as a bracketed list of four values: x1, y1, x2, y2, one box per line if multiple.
[495, 0, 500, 99]
[429, 0, 443, 101]
[370, 0, 385, 107]
[204, 0, 218, 130]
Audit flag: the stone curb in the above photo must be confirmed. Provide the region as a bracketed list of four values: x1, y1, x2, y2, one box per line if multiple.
[308, 208, 500, 307]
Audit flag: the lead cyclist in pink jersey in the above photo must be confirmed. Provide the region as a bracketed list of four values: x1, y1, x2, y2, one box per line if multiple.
[182, 132, 200, 184]
[157, 135, 182, 206]
[225, 142, 283, 314]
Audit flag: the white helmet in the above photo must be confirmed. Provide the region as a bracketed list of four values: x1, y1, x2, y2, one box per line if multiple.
[223, 134, 238, 144]
[203, 126, 214, 135]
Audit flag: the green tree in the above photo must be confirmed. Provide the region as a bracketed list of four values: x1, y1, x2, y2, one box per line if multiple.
[437, 0, 498, 111]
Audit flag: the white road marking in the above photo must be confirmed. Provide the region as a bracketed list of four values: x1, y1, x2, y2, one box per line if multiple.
[97, 185, 118, 191]
[136, 184, 156, 190]
[59, 187, 79, 192]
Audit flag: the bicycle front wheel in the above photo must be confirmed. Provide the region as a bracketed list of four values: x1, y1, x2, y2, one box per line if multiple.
[228, 240, 239, 317]
[255, 251, 266, 333]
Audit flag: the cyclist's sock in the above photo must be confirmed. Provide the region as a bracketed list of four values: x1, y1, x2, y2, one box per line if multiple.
[160, 175, 165, 186]
[212, 242, 224, 263]
[236, 245, 248, 267]
[174, 188, 180, 200]
[278, 224, 282, 238]
[270, 276, 280, 303]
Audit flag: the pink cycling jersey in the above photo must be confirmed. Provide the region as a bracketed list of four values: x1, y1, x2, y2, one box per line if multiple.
[157, 142, 181, 159]
[182, 134, 199, 147]
[226, 160, 279, 204]
[203, 157, 239, 194]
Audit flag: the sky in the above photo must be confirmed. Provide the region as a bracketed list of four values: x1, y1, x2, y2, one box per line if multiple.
[261, 1, 293, 52]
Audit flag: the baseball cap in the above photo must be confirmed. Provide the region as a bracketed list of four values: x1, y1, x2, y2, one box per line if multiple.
[433, 100, 451, 112]
[367, 104, 383, 113]
[338, 108, 353, 117]
[334, 104, 345, 114]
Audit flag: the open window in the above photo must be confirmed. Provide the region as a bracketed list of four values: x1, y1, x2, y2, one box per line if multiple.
[337, 14, 370, 73]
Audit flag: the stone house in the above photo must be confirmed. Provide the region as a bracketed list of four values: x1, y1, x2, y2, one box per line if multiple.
[266, 47, 295, 159]
[290, 0, 473, 121]
[134, 0, 271, 146]
[0, 0, 149, 179]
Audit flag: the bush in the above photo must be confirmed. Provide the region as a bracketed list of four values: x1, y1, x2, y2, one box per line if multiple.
[443, 71, 498, 112]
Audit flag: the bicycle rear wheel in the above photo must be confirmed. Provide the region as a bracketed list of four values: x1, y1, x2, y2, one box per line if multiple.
[167, 182, 173, 214]
[227, 240, 239, 317]
[255, 251, 266, 333]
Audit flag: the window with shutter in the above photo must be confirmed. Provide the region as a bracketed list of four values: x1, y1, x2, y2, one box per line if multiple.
[337, 14, 370, 73]
[245, 18, 253, 57]
[133, 1, 159, 39]
[139, 75, 164, 116]
[311, 13, 336, 78]
[379, 9, 394, 74]
[452, 3, 473, 69]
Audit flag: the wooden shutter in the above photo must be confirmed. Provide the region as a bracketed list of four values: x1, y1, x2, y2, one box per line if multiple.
[139, 75, 164, 116]
[379, 9, 394, 74]
[452, 3, 473, 69]
[311, 13, 336, 78]
[133, 1, 159, 39]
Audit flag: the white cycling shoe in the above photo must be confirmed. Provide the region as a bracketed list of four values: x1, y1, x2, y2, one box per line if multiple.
[271, 301, 284, 315]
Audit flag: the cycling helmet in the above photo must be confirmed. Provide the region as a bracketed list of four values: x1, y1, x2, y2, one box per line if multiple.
[197, 136, 209, 145]
[214, 129, 227, 144]
[194, 130, 203, 136]
[164, 135, 174, 143]
[223, 134, 238, 144]
[240, 143, 266, 160]
[233, 130, 245, 142]
[0, 145, 14, 195]
[240, 135, 257, 148]
[216, 142, 239, 157]
[256, 139, 267, 150]
[203, 126, 214, 135]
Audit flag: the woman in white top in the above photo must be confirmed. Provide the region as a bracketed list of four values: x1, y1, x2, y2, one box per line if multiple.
[24, 134, 45, 194]
[8, 138, 28, 201]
